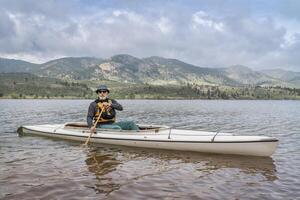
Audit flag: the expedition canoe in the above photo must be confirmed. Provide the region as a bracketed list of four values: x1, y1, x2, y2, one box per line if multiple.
[18, 122, 278, 157]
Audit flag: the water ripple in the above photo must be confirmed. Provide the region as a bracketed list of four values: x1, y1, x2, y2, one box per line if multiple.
[1, 99, 300, 199]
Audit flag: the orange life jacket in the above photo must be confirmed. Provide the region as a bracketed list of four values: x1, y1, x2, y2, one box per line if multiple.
[94, 99, 116, 124]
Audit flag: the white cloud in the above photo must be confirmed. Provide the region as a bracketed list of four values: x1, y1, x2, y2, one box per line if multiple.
[112, 10, 122, 17]
[111, 9, 147, 25]
[0, 0, 300, 71]
[275, 18, 300, 49]
[0, 52, 60, 64]
[192, 11, 224, 32]
[156, 17, 172, 34]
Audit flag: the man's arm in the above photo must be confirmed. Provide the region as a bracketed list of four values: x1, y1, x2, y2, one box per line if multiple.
[111, 99, 123, 111]
[87, 102, 96, 128]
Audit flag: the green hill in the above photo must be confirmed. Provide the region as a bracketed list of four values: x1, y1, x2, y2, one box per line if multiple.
[260, 69, 300, 88]
[0, 73, 93, 99]
[37, 57, 104, 80]
[0, 58, 39, 73]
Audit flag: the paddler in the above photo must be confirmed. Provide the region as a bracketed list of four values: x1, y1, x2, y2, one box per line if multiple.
[87, 85, 139, 133]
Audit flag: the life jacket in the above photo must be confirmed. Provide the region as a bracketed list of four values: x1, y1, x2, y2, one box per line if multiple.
[94, 99, 116, 124]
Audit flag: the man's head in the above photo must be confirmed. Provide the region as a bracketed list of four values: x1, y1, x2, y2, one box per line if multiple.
[95, 85, 110, 100]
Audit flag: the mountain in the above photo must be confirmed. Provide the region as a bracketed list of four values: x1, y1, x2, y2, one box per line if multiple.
[1, 54, 300, 88]
[0, 58, 39, 73]
[221, 65, 285, 86]
[0, 54, 240, 85]
[261, 69, 300, 88]
[0, 57, 104, 80]
[96, 54, 239, 86]
[37, 57, 104, 80]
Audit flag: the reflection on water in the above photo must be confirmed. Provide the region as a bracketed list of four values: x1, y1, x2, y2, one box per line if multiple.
[196, 154, 277, 182]
[86, 151, 120, 176]
[84, 148, 121, 195]
[1, 99, 300, 199]
[81, 145, 277, 198]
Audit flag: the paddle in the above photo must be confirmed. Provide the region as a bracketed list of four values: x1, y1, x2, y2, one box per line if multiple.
[82, 107, 105, 147]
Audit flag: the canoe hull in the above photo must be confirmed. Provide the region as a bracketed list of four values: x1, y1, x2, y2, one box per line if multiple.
[20, 125, 278, 157]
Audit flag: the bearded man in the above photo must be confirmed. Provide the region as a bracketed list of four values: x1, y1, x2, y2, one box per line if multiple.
[87, 85, 139, 133]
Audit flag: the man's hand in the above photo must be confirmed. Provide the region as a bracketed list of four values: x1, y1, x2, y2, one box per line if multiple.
[102, 102, 112, 108]
[102, 102, 112, 112]
[90, 127, 96, 133]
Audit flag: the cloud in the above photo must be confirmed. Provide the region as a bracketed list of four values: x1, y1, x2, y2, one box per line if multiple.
[0, 11, 16, 39]
[156, 17, 173, 34]
[192, 11, 224, 32]
[0, 0, 300, 71]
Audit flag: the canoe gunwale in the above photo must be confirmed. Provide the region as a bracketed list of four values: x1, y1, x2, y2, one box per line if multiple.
[21, 126, 279, 144]
[63, 122, 171, 133]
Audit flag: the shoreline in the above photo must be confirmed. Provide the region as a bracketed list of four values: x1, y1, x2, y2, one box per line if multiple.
[1, 97, 300, 100]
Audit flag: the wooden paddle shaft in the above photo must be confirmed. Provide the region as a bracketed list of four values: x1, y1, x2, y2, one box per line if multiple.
[84, 107, 105, 146]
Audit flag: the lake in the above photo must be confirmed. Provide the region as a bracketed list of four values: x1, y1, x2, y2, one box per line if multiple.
[0, 99, 299, 199]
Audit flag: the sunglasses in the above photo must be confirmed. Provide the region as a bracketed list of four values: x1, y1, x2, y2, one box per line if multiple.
[98, 90, 108, 94]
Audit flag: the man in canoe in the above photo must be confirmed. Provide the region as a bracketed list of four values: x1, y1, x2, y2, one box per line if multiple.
[87, 85, 139, 133]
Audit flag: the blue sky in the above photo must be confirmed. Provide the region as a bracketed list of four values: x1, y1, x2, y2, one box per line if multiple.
[0, 0, 300, 71]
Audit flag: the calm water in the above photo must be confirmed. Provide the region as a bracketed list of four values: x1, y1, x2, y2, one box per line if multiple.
[0, 99, 300, 199]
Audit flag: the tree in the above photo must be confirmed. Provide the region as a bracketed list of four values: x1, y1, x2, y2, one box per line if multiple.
[128, 93, 135, 99]
[215, 87, 220, 97]
[210, 89, 215, 98]
[207, 89, 211, 99]
[11, 93, 18, 99]
[221, 91, 228, 99]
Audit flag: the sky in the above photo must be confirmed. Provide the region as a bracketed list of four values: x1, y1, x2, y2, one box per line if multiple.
[0, 0, 300, 71]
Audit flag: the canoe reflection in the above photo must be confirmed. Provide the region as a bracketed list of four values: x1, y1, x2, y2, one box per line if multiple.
[119, 147, 276, 181]
[84, 145, 277, 195]
[193, 154, 277, 182]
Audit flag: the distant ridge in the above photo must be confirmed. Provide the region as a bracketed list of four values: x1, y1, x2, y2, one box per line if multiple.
[0, 58, 39, 73]
[1, 54, 300, 88]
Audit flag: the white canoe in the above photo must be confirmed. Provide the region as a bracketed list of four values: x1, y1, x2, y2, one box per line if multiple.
[19, 122, 278, 157]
